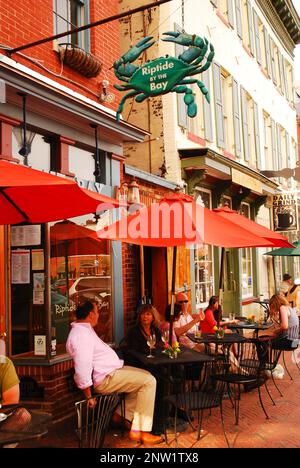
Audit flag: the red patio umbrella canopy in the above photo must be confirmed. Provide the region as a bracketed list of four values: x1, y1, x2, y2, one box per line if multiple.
[97, 192, 282, 248]
[213, 206, 292, 248]
[0, 161, 121, 225]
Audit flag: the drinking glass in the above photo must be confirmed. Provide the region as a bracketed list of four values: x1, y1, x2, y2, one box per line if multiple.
[161, 330, 169, 344]
[146, 334, 156, 358]
[229, 312, 235, 321]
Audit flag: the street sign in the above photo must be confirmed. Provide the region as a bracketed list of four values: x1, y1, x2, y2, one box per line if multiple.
[113, 32, 214, 121]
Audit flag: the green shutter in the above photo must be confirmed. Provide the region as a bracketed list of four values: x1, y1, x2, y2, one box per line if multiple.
[278, 52, 284, 93]
[271, 119, 278, 171]
[175, 24, 188, 129]
[253, 102, 261, 169]
[247, 1, 255, 55]
[232, 79, 242, 157]
[286, 132, 291, 168]
[235, 0, 243, 39]
[253, 10, 261, 65]
[282, 56, 289, 98]
[213, 63, 225, 149]
[264, 27, 272, 78]
[241, 87, 250, 162]
[270, 39, 277, 85]
[276, 124, 282, 169]
[202, 71, 213, 142]
[228, 0, 235, 27]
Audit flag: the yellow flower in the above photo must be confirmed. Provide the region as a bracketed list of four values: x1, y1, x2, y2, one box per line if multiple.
[213, 326, 218, 331]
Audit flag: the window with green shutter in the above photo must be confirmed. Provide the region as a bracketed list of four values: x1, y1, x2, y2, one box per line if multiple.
[232, 79, 242, 157]
[227, 0, 235, 28]
[253, 10, 261, 65]
[241, 87, 250, 161]
[247, 1, 255, 55]
[253, 102, 261, 169]
[213, 63, 226, 149]
[202, 71, 213, 142]
[270, 40, 277, 85]
[235, 0, 243, 39]
[271, 119, 278, 171]
[264, 27, 272, 78]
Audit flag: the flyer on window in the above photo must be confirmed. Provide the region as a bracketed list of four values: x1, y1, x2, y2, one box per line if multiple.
[33, 273, 45, 290]
[11, 225, 41, 246]
[11, 250, 30, 284]
[32, 249, 44, 271]
[34, 335, 46, 355]
[33, 290, 44, 305]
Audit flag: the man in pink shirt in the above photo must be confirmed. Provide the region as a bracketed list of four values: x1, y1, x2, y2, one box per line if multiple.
[66, 301, 162, 444]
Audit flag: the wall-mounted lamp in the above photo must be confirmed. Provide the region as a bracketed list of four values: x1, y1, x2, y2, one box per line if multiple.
[117, 180, 140, 205]
[91, 124, 101, 180]
[13, 93, 35, 165]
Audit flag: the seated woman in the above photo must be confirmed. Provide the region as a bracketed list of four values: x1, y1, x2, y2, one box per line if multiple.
[266, 294, 299, 348]
[200, 296, 236, 334]
[121, 304, 162, 365]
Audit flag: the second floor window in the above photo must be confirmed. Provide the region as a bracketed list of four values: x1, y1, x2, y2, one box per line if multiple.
[53, 0, 90, 52]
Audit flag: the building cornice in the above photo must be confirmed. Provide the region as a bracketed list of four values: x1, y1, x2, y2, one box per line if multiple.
[256, 0, 300, 55]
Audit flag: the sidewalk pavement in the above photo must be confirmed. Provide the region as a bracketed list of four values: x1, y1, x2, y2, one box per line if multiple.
[19, 355, 300, 449]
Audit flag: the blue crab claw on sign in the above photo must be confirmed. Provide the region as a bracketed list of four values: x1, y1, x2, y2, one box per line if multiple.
[162, 31, 204, 48]
[120, 36, 156, 64]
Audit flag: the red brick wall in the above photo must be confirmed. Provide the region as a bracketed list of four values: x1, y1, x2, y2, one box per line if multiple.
[0, 0, 120, 111]
[16, 360, 81, 422]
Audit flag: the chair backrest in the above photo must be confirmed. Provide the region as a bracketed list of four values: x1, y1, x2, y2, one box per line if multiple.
[255, 337, 282, 371]
[75, 393, 120, 448]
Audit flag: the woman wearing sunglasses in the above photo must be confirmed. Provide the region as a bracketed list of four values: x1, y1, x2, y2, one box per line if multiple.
[173, 292, 205, 351]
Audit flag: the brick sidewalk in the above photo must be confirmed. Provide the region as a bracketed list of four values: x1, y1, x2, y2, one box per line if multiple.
[20, 356, 300, 449]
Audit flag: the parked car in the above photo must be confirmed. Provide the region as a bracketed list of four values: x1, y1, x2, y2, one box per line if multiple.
[52, 278, 74, 296]
[69, 276, 111, 305]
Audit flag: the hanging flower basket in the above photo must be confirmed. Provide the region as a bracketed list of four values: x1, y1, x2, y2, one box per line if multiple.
[58, 43, 102, 78]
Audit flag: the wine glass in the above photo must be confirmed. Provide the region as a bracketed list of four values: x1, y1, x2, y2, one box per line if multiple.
[146, 334, 156, 358]
[161, 330, 169, 344]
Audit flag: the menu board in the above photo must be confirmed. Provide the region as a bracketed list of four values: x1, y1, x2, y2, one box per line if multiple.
[11, 225, 41, 247]
[11, 250, 30, 284]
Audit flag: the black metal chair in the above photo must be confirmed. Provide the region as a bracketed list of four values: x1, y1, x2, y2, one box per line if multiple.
[271, 325, 300, 381]
[163, 360, 228, 447]
[212, 339, 271, 425]
[255, 336, 283, 401]
[75, 393, 121, 448]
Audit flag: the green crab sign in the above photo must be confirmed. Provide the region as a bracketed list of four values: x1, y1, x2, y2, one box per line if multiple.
[113, 32, 215, 122]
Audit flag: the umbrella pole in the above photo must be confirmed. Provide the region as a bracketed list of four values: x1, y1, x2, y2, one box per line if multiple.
[169, 246, 177, 346]
[218, 247, 225, 326]
[140, 246, 145, 301]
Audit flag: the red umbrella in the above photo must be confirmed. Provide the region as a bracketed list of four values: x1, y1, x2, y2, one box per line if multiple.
[0, 160, 121, 225]
[212, 205, 293, 309]
[213, 205, 291, 248]
[97, 192, 289, 343]
[51, 221, 107, 300]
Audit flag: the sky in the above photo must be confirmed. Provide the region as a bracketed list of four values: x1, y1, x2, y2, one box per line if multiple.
[293, 0, 300, 82]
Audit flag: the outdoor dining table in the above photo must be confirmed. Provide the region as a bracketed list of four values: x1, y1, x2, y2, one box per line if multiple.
[0, 409, 52, 448]
[226, 321, 274, 338]
[125, 347, 214, 434]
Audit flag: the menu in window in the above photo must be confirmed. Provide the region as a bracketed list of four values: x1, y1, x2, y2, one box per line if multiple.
[32, 249, 44, 271]
[11, 250, 30, 284]
[11, 225, 41, 247]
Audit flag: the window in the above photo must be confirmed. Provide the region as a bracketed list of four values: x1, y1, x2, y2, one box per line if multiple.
[240, 203, 253, 298]
[50, 214, 113, 355]
[263, 112, 272, 170]
[53, 0, 90, 51]
[69, 145, 96, 181]
[221, 72, 235, 154]
[12, 131, 52, 172]
[194, 190, 214, 309]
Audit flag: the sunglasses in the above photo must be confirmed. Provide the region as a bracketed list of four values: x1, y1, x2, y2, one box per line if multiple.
[178, 300, 188, 304]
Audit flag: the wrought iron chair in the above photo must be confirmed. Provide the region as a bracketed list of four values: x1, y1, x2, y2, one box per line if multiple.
[212, 339, 271, 425]
[75, 393, 121, 448]
[163, 360, 229, 447]
[271, 325, 300, 381]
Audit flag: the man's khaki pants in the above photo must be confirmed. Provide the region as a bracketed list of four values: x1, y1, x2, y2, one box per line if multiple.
[94, 366, 156, 432]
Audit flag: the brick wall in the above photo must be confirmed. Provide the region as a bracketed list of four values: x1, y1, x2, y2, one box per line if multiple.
[16, 360, 82, 422]
[0, 0, 120, 111]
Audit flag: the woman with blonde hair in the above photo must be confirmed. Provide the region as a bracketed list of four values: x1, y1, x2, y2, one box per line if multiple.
[122, 304, 162, 356]
[267, 294, 299, 344]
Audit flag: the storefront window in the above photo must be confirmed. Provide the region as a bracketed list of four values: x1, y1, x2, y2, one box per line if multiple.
[194, 190, 214, 309]
[50, 215, 113, 356]
[241, 203, 254, 298]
